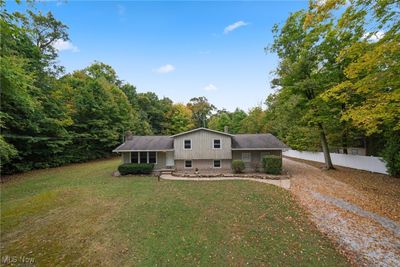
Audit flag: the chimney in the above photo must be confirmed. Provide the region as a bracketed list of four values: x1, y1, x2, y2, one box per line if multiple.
[125, 130, 133, 141]
[224, 126, 229, 133]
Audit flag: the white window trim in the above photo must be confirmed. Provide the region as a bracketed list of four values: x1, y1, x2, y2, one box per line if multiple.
[139, 151, 148, 164]
[184, 160, 193, 169]
[242, 152, 251, 162]
[183, 139, 192, 150]
[212, 139, 222, 149]
[131, 152, 139, 164]
[132, 151, 157, 164]
[213, 160, 222, 168]
[148, 151, 158, 164]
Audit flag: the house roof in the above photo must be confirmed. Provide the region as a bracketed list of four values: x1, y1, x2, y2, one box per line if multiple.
[170, 127, 233, 138]
[113, 129, 288, 152]
[113, 136, 173, 152]
[231, 134, 289, 150]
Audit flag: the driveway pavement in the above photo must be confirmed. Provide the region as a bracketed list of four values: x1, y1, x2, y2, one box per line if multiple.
[285, 158, 400, 266]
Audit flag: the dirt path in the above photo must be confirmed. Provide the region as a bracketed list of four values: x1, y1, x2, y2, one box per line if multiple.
[285, 158, 400, 266]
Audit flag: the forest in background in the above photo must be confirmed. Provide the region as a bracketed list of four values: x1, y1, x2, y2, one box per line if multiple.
[1, 0, 399, 176]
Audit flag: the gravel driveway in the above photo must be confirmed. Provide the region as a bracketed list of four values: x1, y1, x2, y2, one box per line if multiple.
[285, 158, 400, 267]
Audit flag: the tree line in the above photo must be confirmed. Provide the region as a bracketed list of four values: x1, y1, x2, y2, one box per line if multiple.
[264, 0, 399, 175]
[0, 3, 255, 175]
[1, 0, 399, 176]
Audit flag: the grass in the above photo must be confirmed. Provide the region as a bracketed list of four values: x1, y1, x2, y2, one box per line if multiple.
[1, 158, 349, 266]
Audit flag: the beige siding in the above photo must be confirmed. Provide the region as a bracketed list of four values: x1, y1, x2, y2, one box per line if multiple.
[232, 150, 281, 172]
[174, 130, 232, 160]
[120, 151, 167, 170]
[122, 152, 130, 164]
[155, 152, 167, 170]
[175, 159, 231, 172]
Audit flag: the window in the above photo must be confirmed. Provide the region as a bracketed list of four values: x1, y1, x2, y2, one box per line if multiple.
[184, 139, 192, 149]
[131, 152, 139, 163]
[213, 139, 221, 149]
[184, 160, 192, 168]
[149, 152, 157, 164]
[242, 152, 251, 162]
[140, 152, 148, 163]
[213, 160, 221, 168]
[260, 152, 269, 162]
[131, 152, 157, 164]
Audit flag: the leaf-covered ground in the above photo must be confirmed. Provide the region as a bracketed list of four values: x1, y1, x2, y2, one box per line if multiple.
[1, 158, 348, 266]
[286, 157, 400, 266]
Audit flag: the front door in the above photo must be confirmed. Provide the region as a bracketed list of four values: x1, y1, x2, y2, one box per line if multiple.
[166, 151, 174, 167]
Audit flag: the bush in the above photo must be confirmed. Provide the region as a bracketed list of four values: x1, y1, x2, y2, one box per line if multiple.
[262, 155, 282, 175]
[232, 160, 245, 173]
[118, 163, 154, 175]
[381, 132, 400, 177]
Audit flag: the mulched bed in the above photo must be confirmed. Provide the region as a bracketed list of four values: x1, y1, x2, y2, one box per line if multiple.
[171, 172, 290, 180]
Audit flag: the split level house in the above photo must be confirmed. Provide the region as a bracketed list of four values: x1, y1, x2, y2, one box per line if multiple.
[113, 127, 288, 173]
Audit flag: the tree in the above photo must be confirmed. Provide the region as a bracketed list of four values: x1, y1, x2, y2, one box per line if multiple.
[311, 0, 400, 175]
[1, 6, 73, 173]
[269, 10, 338, 168]
[208, 110, 232, 132]
[163, 103, 195, 135]
[208, 108, 248, 134]
[240, 106, 267, 134]
[187, 97, 216, 128]
[137, 92, 173, 134]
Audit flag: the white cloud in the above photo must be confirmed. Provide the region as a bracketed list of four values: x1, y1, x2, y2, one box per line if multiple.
[224, 21, 249, 34]
[53, 39, 79, 52]
[154, 64, 175, 74]
[363, 31, 385, 42]
[117, 4, 126, 16]
[203, 84, 218, 91]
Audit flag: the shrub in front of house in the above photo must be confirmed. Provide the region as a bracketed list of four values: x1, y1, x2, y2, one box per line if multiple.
[232, 160, 245, 173]
[262, 155, 282, 175]
[118, 163, 154, 175]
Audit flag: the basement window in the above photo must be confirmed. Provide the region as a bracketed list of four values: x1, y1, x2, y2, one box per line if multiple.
[242, 152, 251, 162]
[213, 160, 221, 168]
[185, 160, 192, 168]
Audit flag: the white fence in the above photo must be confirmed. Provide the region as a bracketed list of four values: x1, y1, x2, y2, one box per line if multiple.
[283, 150, 388, 175]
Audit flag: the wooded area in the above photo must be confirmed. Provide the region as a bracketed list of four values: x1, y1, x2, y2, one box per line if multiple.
[1, 0, 399, 176]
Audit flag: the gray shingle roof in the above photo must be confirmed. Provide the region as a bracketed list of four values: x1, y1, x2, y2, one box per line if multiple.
[170, 127, 233, 137]
[113, 130, 288, 152]
[113, 136, 173, 152]
[231, 134, 288, 149]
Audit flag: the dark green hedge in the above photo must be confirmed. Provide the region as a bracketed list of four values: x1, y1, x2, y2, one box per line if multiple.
[262, 155, 282, 175]
[232, 160, 245, 173]
[118, 163, 154, 175]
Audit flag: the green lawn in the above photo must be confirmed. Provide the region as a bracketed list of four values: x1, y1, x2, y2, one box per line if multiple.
[1, 158, 348, 266]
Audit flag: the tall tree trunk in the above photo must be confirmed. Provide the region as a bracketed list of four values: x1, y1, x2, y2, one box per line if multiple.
[342, 127, 348, 154]
[318, 123, 334, 169]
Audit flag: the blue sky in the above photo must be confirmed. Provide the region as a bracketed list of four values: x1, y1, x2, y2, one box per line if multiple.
[7, 1, 308, 111]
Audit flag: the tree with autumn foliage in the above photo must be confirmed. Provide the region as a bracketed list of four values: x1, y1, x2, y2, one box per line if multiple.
[267, 0, 399, 175]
